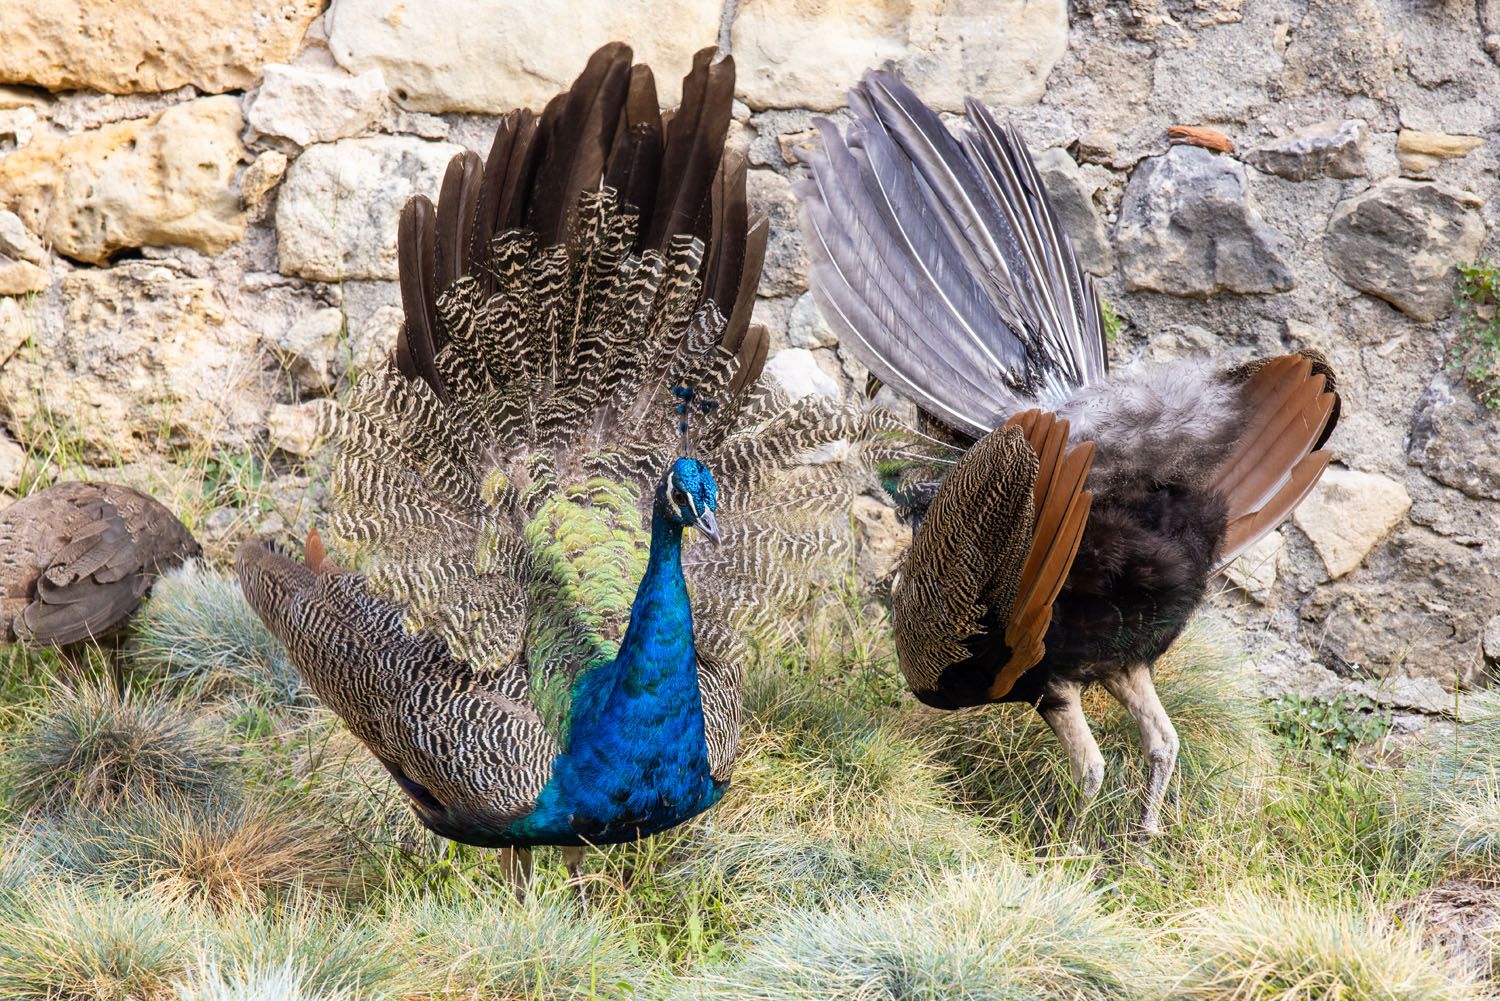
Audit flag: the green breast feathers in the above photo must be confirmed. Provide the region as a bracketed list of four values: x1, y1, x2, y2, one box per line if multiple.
[514, 477, 651, 743]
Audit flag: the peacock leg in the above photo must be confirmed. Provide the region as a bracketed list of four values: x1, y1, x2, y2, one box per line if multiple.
[562, 846, 588, 907]
[1036, 678, 1105, 839]
[1101, 663, 1179, 838]
[498, 846, 534, 900]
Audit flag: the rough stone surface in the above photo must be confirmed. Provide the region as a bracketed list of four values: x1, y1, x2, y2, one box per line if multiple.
[0, 211, 45, 264]
[1244, 119, 1368, 181]
[747, 169, 806, 298]
[272, 307, 345, 395]
[267, 402, 324, 456]
[0, 259, 47, 295]
[249, 64, 387, 148]
[1115, 145, 1294, 296]
[1303, 530, 1498, 688]
[1035, 147, 1114, 276]
[788, 292, 837, 349]
[1293, 467, 1413, 579]
[0, 97, 246, 265]
[327, 0, 720, 112]
[1397, 130, 1486, 174]
[764, 348, 842, 403]
[276, 136, 462, 281]
[242, 151, 290, 219]
[0, 0, 323, 95]
[1324, 179, 1486, 322]
[852, 494, 907, 584]
[0, 263, 263, 461]
[731, 0, 1069, 112]
[0, 433, 24, 492]
[1223, 530, 1285, 602]
[1409, 373, 1500, 503]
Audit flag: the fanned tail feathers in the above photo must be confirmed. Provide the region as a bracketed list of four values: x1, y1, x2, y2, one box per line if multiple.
[316, 44, 884, 706]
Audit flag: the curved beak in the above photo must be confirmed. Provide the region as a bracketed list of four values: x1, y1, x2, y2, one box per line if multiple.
[695, 508, 721, 545]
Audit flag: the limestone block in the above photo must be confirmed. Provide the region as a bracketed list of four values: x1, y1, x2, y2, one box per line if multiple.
[731, 0, 1067, 112]
[1324, 179, 1486, 322]
[276, 135, 463, 281]
[0, 263, 264, 461]
[764, 348, 843, 402]
[327, 0, 720, 112]
[1293, 467, 1412, 579]
[0, 97, 246, 265]
[0, 0, 323, 94]
[1244, 119, 1368, 181]
[249, 64, 388, 147]
[1116, 146, 1294, 296]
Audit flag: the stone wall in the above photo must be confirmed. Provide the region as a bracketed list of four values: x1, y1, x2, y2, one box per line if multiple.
[0, 0, 1496, 716]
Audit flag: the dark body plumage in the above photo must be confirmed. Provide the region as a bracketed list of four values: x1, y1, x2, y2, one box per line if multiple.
[239, 45, 879, 854]
[798, 72, 1340, 834]
[0, 481, 199, 645]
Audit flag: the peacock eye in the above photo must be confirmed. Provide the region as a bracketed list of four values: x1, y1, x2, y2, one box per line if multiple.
[672, 488, 687, 505]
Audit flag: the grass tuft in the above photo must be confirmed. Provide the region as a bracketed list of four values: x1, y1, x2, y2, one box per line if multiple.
[204, 905, 406, 998]
[0, 882, 190, 1001]
[391, 890, 646, 999]
[128, 564, 305, 707]
[3, 681, 239, 815]
[1173, 889, 1479, 1000]
[676, 863, 1160, 1000]
[30, 796, 366, 909]
[174, 959, 362, 1001]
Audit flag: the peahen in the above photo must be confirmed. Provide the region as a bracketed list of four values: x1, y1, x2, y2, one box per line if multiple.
[1, 481, 199, 645]
[239, 44, 880, 879]
[797, 72, 1340, 836]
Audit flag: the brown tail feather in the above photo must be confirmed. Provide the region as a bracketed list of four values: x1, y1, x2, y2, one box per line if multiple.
[1211, 353, 1341, 571]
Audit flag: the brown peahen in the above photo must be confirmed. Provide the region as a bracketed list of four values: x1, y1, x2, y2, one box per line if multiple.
[238, 44, 882, 879]
[797, 71, 1339, 836]
[0, 481, 200, 645]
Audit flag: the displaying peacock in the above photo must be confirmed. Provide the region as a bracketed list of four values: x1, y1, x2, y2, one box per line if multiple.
[239, 44, 883, 876]
[1, 481, 199, 646]
[797, 71, 1339, 837]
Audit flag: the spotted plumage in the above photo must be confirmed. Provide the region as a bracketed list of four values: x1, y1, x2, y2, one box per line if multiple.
[798, 70, 1340, 836]
[239, 45, 889, 852]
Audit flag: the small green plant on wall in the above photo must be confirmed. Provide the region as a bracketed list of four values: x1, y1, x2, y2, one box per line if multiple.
[1268, 692, 1391, 757]
[1452, 259, 1500, 409]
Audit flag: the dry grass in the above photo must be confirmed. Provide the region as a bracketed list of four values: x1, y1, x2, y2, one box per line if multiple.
[674, 863, 1160, 1000]
[2, 680, 239, 815]
[1171, 889, 1480, 1000]
[0, 882, 191, 1001]
[32, 795, 366, 910]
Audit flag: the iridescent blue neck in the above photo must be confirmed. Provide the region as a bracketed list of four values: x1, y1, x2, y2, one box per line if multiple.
[504, 497, 721, 846]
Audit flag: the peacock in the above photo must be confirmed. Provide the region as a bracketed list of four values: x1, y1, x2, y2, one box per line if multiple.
[797, 71, 1340, 837]
[1, 481, 199, 646]
[238, 43, 882, 880]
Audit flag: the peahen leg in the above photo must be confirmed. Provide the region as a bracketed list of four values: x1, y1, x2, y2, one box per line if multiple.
[1101, 663, 1179, 838]
[1036, 679, 1105, 838]
[498, 847, 534, 900]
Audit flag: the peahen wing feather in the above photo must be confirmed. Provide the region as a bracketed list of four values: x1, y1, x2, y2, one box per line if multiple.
[1209, 352, 1340, 572]
[893, 411, 1094, 706]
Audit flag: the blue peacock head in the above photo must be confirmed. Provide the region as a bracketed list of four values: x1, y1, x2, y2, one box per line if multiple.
[661, 457, 721, 544]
